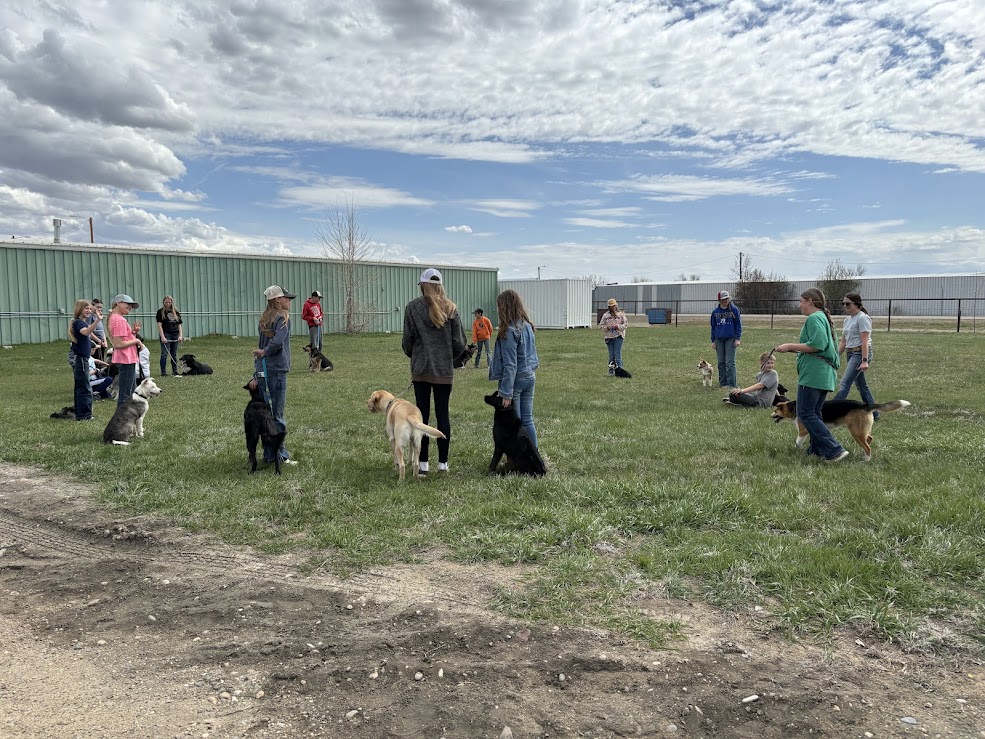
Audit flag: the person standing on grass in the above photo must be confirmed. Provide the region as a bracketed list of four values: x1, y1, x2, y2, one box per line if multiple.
[471, 308, 494, 368]
[489, 290, 540, 448]
[87, 298, 107, 361]
[402, 268, 467, 477]
[250, 286, 297, 466]
[776, 288, 849, 463]
[301, 290, 324, 352]
[598, 298, 628, 375]
[710, 290, 742, 388]
[833, 292, 879, 420]
[108, 294, 143, 406]
[155, 295, 183, 377]
[69, 299, 101, 421]
[725, 352, 779, 407]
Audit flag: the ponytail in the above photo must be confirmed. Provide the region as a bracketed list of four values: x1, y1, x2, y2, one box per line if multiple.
[801, 288, 836, 344]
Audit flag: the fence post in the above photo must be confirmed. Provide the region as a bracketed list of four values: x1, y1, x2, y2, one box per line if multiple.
[957, 299, 962, 333]
[770, 300, 775, 330]
[887, 300, 892, 332]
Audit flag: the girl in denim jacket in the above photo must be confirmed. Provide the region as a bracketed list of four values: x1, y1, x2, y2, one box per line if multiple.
[489, 290, 540, 448]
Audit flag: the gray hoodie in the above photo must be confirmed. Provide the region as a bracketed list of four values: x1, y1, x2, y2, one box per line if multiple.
[402, 297, 467, 381]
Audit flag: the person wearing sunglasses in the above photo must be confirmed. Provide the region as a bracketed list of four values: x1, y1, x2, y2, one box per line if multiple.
[833, 292, 879, 420]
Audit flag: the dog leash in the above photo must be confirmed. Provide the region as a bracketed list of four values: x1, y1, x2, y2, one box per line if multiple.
[394, 381, 414, 400]
[260, 357, 274, 408]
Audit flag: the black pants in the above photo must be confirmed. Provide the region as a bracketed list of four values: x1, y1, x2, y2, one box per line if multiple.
[728, 391, 760, 407]
[413, 381, 452, 464]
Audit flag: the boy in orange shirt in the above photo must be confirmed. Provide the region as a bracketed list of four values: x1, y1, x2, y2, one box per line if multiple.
[471, 308, 493, 368]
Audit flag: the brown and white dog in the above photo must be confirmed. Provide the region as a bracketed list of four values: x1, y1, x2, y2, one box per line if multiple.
[367, 390, 446, 480]
[303, 344, 333, 372]
[697, 359, 714, 387]
[771, 399, 910, 462]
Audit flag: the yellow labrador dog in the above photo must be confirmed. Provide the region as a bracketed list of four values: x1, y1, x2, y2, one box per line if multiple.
[367, 390, 446, 481]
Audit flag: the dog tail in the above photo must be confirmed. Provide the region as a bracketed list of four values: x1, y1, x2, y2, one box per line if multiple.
[870, 399, 911, 414]
[412, 421, 446, 439]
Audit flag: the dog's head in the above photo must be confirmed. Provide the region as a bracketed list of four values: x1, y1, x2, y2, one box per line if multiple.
[697, 359, 712, 371]
[771, 400, 797, 423]
[178, 354, 195, 363]
[484, 391, 510, 411]
[136, 377, 162, 398]
[243, 382, 264, 402]
[367, 390, 396, 414]
[302, 344, 314, 355]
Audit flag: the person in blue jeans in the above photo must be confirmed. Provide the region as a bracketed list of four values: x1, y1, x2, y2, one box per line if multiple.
[68, 299, 101, 421]
[489, 289, 540, 448]
[598, 298, 627, 375]
[833, 292, 879, 419]
[250, 285, 298, 467]
[710, 290, 741, 387]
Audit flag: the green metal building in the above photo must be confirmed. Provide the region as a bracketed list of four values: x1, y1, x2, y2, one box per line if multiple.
[0, 241, 499, 345]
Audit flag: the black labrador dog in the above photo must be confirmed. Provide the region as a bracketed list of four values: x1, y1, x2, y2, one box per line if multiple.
[179, 354, 213, 375]
[483, 391, 546, 477]
[244, 383, 286, 474]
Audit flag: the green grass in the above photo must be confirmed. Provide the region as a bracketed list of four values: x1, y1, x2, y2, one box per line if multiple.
[2, 327, 983, 653]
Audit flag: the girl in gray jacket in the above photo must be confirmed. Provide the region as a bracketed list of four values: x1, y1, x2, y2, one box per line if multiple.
[402, 268, 467, 476]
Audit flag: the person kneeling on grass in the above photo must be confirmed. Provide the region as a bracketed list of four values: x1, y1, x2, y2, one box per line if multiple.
[724, 353, 779, 407]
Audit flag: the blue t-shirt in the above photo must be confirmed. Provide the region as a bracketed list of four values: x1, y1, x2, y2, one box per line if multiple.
[71, 319, 92, 358]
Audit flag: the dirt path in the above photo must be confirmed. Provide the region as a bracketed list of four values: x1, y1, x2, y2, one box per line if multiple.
[1, 465, 982, 738]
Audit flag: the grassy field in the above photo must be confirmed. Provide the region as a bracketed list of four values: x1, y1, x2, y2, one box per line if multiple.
[1, 326, 983, 653]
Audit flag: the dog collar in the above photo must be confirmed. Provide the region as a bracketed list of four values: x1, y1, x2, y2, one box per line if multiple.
[134, 390, 149, 399]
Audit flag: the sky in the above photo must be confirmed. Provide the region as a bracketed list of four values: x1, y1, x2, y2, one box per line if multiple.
[2, 0, 984, 283]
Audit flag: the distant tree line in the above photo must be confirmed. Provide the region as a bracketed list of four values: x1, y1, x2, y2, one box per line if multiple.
[732, 257, 865, 315]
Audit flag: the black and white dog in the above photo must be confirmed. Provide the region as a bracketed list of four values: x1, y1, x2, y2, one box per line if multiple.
[178, 354, 213, 375]
[103, 378, 163, 445]
[244, 383, 286, 474]
[454, 343, 478, 369]
[302, 344, 333, 372]
[483, 391, 546, 477]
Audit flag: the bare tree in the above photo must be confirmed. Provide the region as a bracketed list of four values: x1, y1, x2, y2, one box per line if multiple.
[316, 199, 383, 334]
[676, 273, 701, 281]
[631, 275, 651, 283]
[816, 259, 866, 313]
[732, 256, 796, 314]
[579, 274, 608, 289]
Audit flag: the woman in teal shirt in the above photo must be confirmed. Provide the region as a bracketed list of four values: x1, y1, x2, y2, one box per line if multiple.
[776, 288, 849, 462]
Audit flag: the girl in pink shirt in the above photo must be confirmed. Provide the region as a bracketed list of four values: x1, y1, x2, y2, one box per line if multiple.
[109, 294, 144, 405]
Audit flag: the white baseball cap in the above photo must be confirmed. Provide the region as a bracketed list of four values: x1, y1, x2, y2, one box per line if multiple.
[264, 285, 297, 300]
[311, 290, 323, 298]
[419, 268, 443, 285]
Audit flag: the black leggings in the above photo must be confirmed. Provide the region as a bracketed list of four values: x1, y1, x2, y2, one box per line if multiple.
[413, 381, 452, 463]
[729, 391, 760, 406]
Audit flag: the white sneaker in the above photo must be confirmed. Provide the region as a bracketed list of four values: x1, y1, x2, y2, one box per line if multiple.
[281, 459, 298, 466]
[825, 450, 850, 463]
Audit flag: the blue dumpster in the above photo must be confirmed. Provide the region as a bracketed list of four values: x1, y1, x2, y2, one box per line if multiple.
[646, 307, 669, 324]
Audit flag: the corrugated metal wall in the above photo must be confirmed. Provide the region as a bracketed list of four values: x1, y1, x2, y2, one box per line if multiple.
[0, 242, 498, 345]
[594, 275, 985, 316]
[498, 278, 593, 328]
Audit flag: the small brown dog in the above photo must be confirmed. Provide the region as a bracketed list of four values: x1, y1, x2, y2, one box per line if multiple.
[367, 390, 446, 480]
[303, 344, 333, 372]
[697, 359, 714, 387]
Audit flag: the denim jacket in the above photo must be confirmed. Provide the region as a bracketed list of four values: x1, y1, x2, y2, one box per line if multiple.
[488, 321, 539, 397]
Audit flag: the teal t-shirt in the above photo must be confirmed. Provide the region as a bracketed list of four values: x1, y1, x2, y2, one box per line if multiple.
[796, 311, 839, 391]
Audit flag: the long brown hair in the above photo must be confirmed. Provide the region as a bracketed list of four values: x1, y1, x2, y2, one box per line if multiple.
[68, 299, 90, 343]
[420, 282, 457, 328]
[844, 292, 868, 314]
[259, 299, 290, 337]
[161, 295, 181, 320]
[496, 289, 535, 339]
[802, 288, 836, 344]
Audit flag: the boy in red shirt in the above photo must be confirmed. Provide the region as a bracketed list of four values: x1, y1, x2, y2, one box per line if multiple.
[471, 308, 493, 368]
[301, 291, 324, 352]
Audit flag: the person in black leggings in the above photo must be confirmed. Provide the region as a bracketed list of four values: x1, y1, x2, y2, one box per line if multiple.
[401, 268, 466, 476]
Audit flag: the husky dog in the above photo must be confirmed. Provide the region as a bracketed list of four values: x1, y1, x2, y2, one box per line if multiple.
[103, 378, 163, 445]
[178, 354, 213, 375]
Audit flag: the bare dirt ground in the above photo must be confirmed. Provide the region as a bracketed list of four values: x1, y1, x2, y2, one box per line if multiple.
[1, 465, 982, 738]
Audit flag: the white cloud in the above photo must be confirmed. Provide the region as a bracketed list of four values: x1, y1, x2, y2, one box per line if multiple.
[444, 225, 473, 233]
[467, 199, 540, 218]
[277, 178, 434, 210]
[564, 217, 635, 229]
[601, 174, 795, 202]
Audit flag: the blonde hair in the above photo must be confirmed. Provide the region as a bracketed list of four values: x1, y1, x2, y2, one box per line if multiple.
[68, 299, 91, 343]
[259, 299, 290, 337]
[420, 282, 457, 328]
[801, 288, 836, 344]
[496, 289, 535, 339]
[161, 295, 181, 320]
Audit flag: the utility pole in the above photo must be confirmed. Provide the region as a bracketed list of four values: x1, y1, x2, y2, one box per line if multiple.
[537, 266, 546, 280]
[738, 252, 744, 281]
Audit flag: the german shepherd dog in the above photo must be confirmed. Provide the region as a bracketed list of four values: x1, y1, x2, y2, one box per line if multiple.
[367, 390, 446, 481]
[771, 399, 910, 461]
[302, 344, 333, 372]
[178, 354, 213, 375]
[103, 378, 163, 445]
[484, 392, 546, 476]
[244, 383, 286, 474]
